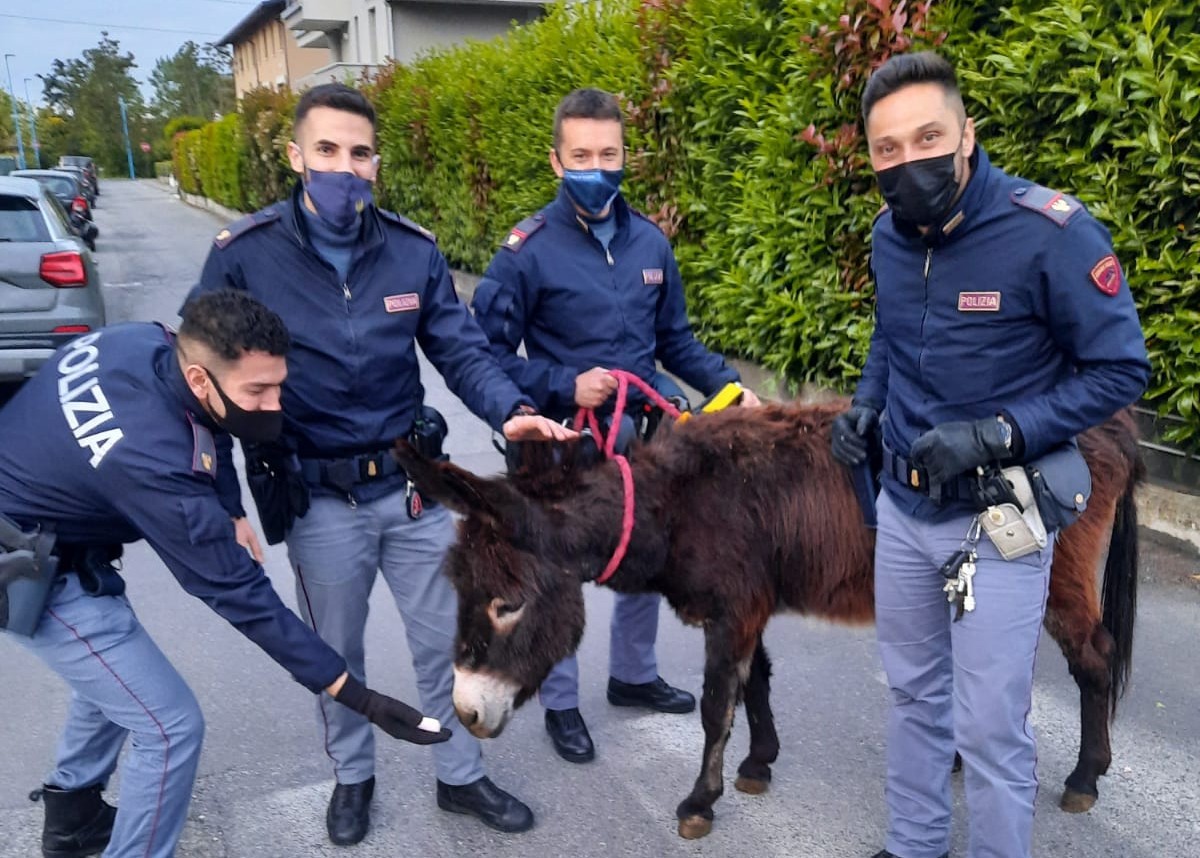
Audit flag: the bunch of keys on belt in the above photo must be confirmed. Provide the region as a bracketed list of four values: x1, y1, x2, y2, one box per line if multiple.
[940, 516, 981, 621]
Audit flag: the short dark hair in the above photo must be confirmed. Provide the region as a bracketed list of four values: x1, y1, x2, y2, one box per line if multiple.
[861, 51, 964, 124]
[553, 88, 624, 149]
[295, 82, 376, 133]
[178, 289, 290, 362]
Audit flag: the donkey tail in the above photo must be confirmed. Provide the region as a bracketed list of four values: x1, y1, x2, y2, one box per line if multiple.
[1101, 464, 1141, 718]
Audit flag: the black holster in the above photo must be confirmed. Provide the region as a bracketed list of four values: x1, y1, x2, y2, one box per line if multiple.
[245, 442, 311, 546]
[57, 544, 125, 598]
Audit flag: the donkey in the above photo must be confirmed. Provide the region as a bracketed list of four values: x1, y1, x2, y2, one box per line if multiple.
[395, 402, 1142, 839]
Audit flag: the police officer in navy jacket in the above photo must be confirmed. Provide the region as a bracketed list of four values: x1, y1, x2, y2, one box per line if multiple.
[0, 291, 448, 858]
[472, 88, 761, 765]
[189, 84, 571, 844]
[831, 53, 1149, 858]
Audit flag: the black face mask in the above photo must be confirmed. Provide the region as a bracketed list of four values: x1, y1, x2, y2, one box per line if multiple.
[875, 148, 962, 228]
[204, 368, 283, 444]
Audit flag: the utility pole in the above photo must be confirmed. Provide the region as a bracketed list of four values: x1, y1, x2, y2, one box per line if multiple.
[117, 96, 135, 179]
[23, 78, 41, 168]
[3, 54, 27, 170]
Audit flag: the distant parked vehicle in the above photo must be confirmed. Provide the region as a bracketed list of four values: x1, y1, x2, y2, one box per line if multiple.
[0, 156, 16, 177]
[55, 165, 97, 210]
[0, 176, 106, 384]
[59, 155, 99, 196]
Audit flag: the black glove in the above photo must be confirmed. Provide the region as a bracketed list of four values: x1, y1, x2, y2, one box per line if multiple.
[334, 676, 452, 745]
[831, 404, 880, 466]
[908, 417, 1011, 487]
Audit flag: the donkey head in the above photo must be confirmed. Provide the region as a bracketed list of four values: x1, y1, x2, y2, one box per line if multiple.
[396, 441, 591, 738]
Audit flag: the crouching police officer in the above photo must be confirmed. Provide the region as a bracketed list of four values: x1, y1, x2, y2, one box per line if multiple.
[0, 290, 449, 858]
[472, 88, 761, 764]
[831, 53, 1149, 858]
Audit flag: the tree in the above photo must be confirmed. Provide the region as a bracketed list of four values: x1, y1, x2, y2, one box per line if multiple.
[40, 33, 146, 176]
[150, 42, 234, 122]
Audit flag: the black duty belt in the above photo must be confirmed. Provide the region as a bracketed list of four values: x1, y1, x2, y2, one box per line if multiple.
[299, 450, 404, 494]
[882, 445, 974, 502]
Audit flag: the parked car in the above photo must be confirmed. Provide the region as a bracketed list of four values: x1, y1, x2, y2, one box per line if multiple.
[0, 156, 16, 177]
[59, 155, 99, 196]
[0, 176, 106, 384]
[11, 169, 100, 251]
[55, 165, 97, 210]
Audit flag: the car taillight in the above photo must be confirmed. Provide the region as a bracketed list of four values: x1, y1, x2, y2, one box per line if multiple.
[53, 325, 91, 334]
[71, 196, 87, 213]
[40, 251, 88, 287]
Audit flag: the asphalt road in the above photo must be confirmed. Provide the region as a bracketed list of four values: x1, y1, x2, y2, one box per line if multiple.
[1, 179, 1197, 858]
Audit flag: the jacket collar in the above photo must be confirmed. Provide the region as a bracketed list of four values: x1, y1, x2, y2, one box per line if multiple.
[549, 184, 632, 237]
[282, 181, 386, 256]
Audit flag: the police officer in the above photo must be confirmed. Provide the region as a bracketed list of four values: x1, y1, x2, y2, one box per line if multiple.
[190, 83, 572, 844]
[0, 290, 449, 858]
[472, 88, 761, 764]
[831, 53, 1149, 858]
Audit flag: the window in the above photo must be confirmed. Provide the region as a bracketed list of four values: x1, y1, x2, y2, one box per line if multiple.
[368, 7, 377, 64]
[353, 16, 360, 63]
[0, 194, 51, 243]
[279, 22, 286, 52]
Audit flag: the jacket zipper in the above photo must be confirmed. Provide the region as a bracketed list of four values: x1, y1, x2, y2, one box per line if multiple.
[918, 247, 932, 378]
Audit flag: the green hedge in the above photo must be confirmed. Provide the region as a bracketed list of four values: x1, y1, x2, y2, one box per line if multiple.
[172, 0, 1200, 442]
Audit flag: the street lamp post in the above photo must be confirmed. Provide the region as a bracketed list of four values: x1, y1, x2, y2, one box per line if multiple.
[117, 96, 135, 179]
[3, 53, 28, 170]
[23, 77, 41, 169]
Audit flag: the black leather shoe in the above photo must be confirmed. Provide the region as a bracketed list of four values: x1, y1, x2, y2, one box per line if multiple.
[437, 777, 534, 833]
[607, 676, 696, 714]
[326, 776, 374, 846]
[871, 850, 948, 858]
[544, 708, 595, 763]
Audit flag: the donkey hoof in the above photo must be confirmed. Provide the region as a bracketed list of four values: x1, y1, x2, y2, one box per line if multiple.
[734, 775, 770, 795]
[678, 815, 713, 839]
[1060, 789, 1097, 813]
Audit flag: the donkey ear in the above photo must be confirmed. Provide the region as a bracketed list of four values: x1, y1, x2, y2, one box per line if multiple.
[394, 439, 520, 521]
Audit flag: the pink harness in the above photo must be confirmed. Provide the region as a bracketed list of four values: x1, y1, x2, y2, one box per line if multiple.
[572, 371, 683, 585]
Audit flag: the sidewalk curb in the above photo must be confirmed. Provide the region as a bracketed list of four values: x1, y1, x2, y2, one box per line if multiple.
[168, 189, 1200, 556]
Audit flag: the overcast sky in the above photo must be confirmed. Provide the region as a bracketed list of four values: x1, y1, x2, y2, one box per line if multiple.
[0, 0, 260, 105]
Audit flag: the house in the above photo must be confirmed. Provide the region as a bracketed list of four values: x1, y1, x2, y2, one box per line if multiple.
[281, 0, 552, 88]
[219, 0, 334, 98]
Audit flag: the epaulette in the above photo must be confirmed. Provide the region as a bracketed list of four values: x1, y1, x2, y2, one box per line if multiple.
[188, 417, 217, 478]
[872, 203, 890, 226]
[628, 207, 670, 236]
[1010, 184, 1084, 228]
[377, 209, 437, 243]
[501, 213, 547, 252]
[213, 208, 280, 249]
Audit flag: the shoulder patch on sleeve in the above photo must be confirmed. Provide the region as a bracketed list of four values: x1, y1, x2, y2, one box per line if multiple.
[1010, 185, 1084, 228]
[1089, 254, 1122, 296]
[501, 213, 547, 252]
[213, 208, 280, 249]
[377, 209, 437, 243]
[188, 417, 217, 478]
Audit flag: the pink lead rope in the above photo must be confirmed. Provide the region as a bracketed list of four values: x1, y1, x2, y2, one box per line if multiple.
[573, 371, 683, 586]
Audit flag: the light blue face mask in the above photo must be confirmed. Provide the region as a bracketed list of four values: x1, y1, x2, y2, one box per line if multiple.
[561, 167, 624, 218]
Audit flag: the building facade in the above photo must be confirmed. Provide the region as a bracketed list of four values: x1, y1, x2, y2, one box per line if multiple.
[220, 1, 333, 98]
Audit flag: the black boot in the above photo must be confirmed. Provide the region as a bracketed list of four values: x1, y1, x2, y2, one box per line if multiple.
[871, 851, 949, 858]
[607, 676, 696, 714]
[326, 776, 374, 846]
[437, 777, 534, 833]
[544, 708, 595, 763]
[31, 783, 117, 858]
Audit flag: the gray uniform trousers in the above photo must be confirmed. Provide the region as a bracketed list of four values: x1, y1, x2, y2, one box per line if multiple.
[539, 590, 661, 711]
[875, 489, 1053, 858]
[14, 574, 205, 858]
[286, 491, 484, 787]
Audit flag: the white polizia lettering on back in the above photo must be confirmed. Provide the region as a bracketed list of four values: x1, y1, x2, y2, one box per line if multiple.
[56, 332, 124, 468]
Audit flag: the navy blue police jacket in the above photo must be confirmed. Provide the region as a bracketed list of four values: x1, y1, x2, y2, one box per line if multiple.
[189, 185, 531, 494]
[0, 324, 346, 692]
[855, 147, 1150, 520]
[471, 187, 739, 420]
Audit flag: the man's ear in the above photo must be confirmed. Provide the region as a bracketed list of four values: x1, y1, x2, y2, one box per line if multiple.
[286, 140, 305, 175]
[181, 361, 211, 402]
[549, 147, 564, 180]
[394, 439, 524, 523]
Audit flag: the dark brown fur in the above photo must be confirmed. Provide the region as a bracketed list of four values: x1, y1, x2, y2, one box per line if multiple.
[397, 403, 1142, 836]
